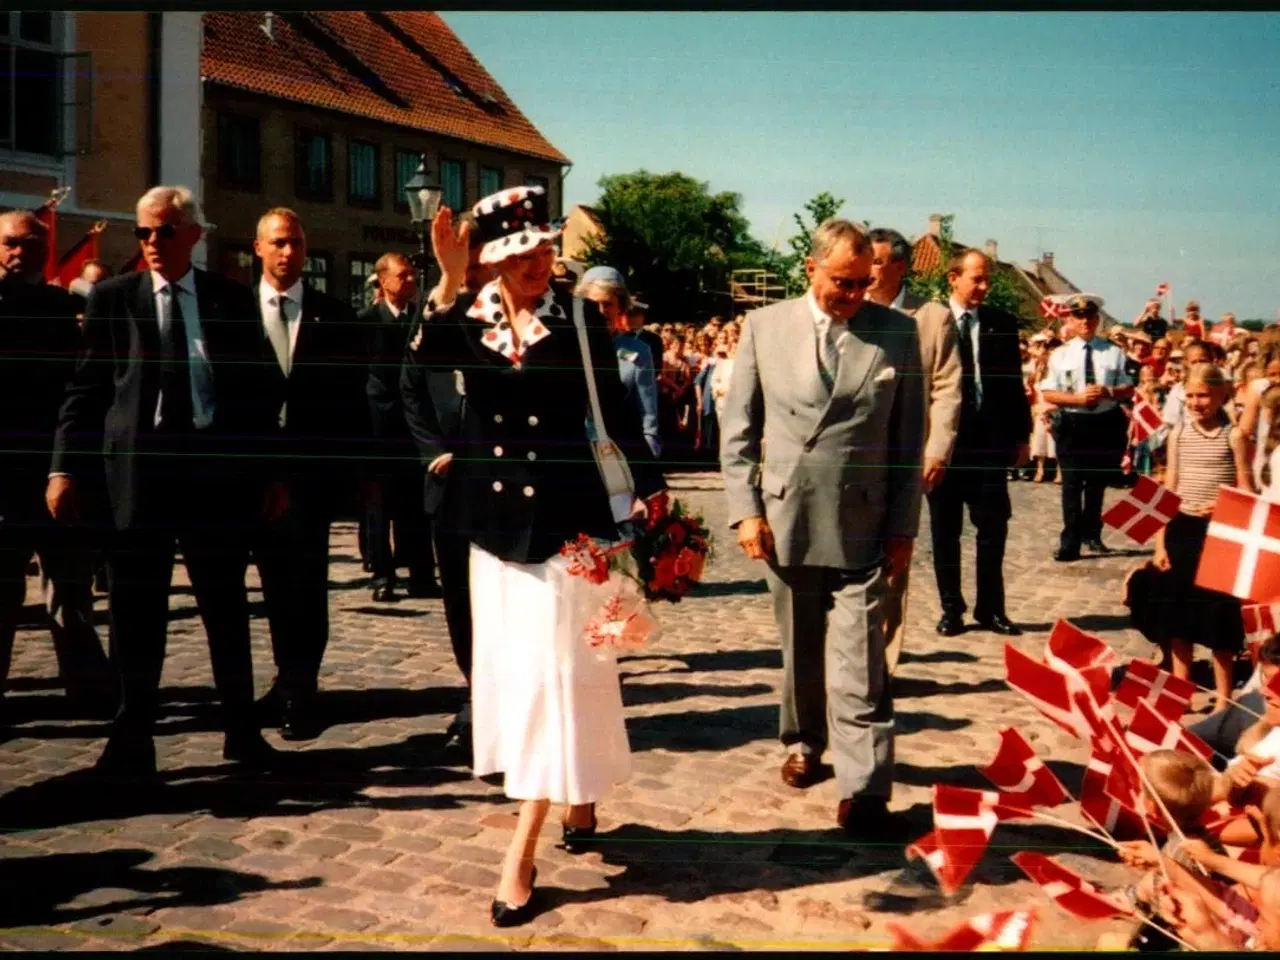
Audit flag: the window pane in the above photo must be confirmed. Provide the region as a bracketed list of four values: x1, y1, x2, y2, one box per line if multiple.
[349, 141, 377, 200]
[526, 174, 549, 193]
[303, 254, 329, 293]
[480, 166, 502, 198]
[350, 257, 377, 310]
[15, 47, 58, 154]
[0, 15, 10, 38]
[18, 12, 53, 44]
[395, 150, 419, 206]
[299, 134, 330, 194]
[442, 159, 463, 212]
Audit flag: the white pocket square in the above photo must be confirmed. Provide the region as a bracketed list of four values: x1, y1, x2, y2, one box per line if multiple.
[874, 366, 897, 383]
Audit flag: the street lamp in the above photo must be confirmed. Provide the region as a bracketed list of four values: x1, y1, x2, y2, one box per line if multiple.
[403, 155, 442, 281]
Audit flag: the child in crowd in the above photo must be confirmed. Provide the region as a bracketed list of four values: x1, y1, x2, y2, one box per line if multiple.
[1126, 363, 1250, 710]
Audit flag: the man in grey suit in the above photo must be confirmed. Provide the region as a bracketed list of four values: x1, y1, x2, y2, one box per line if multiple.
[866, 228, 961, 675]
[720, 219, 925, 835]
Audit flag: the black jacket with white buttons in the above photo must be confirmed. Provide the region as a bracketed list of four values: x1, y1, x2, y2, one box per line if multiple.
[406, 284, 665, 564]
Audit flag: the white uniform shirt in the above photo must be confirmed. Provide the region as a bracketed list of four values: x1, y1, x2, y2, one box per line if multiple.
[1038, 336, 1132, 414]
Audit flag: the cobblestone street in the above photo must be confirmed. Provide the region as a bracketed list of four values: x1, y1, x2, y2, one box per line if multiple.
[2, 474, 1162, 951]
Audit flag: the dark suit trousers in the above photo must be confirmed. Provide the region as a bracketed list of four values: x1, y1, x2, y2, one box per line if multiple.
[369, 463, 434, 588]
[255, 486, 332, 696]
[107, 484, 257, 738]
[433, 510, 472, 683]
[1056, 408, 1127, 552]
[927, 460, 1012, 621]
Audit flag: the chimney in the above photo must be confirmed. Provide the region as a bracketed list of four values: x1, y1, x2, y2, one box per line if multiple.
[985, 239, 998, 260]
[1042, 251, 1054, 266]
[927, 214, 943, 238]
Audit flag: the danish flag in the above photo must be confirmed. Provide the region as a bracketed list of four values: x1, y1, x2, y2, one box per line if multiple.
[978, 728, 1070, 809]
[1124, 699, 1216, 763]
[920, 785, 1029, 896]
[1079, 752, 1155, 840]
[888, 910, 1038, 952]
[1129, 396, 1165, 445]
[1038, 295, 1070, 321]
[1010, 852, 1132, 921]
[1241, 602, 1280, 651]
[1005, 644, 1094, 740]
[1202, 801, 1250, 840]
[1155, 282, 1169, 298]
[1101, 476, 1180, 546]
[1114, 659, 1197, 721]
[1045, 620, 1116, 674]
[1196, 486, 1280, 601]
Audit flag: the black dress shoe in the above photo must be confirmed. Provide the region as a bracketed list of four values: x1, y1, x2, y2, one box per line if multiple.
[975, 614, 1022, 636]
[223, 730, 281, 769]
[1053, 547, 1081, 562]
[444, 717, 473, 764]
[361, 559, 373, 573]
[837, 795, 906, 840]
[94, 733, 158, 778]
[406, 580, 443, 599]
[936, 613, 965, 637]
[1083, 539, 1112, 555]
[491, 867, 538, 928]
[372, 583, 397, 602]
[256, 682, 285, 726]
[280, 692, 322, 742]
[562, 806, 597, 853]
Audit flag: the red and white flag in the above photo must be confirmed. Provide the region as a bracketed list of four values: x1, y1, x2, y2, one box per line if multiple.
[1102, 476, 1180, 546]
[1202, 801, 1250, 840]
[1039, 295, 1070, 320]
[1196, 487, 1280, 601]
[916, 785, 1033, 896]
[1241, 602, 1280, 650]
[1079, 752, 1153, 840]
[1124, 699, 1215, 763]
[1114, 659, 1197, 721]
[1155, 282, 1169, 298]
[1129, 397, 1165, 445]
[1010, 852, 1132, 921]
[888, 910, 1038, 952]
[1005, 644, 1095, 740]
[978, 728, 1070, 809]
[1045, 620, 1116, 675]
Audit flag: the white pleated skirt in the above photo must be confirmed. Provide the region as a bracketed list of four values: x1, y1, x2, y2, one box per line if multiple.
[469, 544, 632, 805]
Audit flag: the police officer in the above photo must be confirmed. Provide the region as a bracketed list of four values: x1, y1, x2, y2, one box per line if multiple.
[1040, 294, 1134, 561]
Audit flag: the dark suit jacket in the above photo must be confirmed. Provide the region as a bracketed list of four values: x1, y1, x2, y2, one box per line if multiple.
[401, 313, 470, 517]
[258, 285, 373, 501]
[51, 269, 276, 531]
[957, 305, 1033, 465]
[0, 279, 82, 519]
[362, 299, 418, 464]
[408, 286, 665, 564]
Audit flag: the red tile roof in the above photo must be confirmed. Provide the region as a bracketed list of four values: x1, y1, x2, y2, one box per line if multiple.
[201, 12, 570, 165]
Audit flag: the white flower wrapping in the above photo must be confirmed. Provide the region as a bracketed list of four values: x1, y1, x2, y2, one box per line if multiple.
[582, 574, 662, 651]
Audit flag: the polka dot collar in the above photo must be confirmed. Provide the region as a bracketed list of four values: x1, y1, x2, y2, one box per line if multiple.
[467, 279, 563, 367]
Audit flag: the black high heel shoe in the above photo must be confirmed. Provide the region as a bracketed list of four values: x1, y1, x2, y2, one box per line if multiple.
[562, 806, 598, 853]
[490, 867, 538, 928]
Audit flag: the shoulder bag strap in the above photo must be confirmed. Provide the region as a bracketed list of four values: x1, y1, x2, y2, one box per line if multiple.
[573, 296, 612, 445]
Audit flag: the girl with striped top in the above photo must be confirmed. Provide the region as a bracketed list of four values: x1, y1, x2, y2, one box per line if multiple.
[1129, 363, 1252, 712]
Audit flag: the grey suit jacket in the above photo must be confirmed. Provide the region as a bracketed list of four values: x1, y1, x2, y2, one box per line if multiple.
[900, 296, 962, 465]
[720, 296, 926, 571]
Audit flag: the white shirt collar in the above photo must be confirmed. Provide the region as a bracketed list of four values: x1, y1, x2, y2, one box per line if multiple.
[890, 285, 906, 311]
[949, 297, 973, 322]
[259, 277, 304, 306]
[385, 299, 405, 318]
[806, 289, 833, 327]
[153, 268, 195, 296]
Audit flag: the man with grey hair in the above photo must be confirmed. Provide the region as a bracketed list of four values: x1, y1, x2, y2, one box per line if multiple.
[866, 227, 961, 674]
[0, 209, 112, 724]
[720, 218, 925, 837]
[48, 185, 285, 777]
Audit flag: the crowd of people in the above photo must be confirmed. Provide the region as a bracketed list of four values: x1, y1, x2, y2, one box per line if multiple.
[5, 181, 1280, 943]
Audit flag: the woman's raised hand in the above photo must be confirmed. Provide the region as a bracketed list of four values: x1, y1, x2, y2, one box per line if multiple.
[431, 206, 472, 282]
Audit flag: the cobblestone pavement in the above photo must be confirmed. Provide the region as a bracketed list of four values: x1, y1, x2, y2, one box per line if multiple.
[2, 474, 1172, 951]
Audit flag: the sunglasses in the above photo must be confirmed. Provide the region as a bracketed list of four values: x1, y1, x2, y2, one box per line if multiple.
[1071, 308, 1099, 319]
[829, 276, 875, 293]
[133, 224, 178, 242]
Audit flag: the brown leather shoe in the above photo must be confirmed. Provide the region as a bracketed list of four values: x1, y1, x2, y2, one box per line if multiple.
[780, 752, 821, 789]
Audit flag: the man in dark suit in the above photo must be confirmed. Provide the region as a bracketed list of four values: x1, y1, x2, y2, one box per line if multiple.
[251, 208, 373, 742]
[0, 210, 112, 723]
[927, 250, 1032, 638]
[48, 186, 281, 776]
[361, 253, 437, 603]
[401, 213, 494, 758]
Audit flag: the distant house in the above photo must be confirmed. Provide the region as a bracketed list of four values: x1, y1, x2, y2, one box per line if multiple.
[559, 204, 603, 261]
[910, 214, 1115, 327]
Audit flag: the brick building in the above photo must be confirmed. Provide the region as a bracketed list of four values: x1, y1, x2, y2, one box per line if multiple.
[0, 12, 203, 273]
[200, 11, 570, 310]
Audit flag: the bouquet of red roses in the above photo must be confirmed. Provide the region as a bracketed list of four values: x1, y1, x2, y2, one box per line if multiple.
[629, 492, 712, 603]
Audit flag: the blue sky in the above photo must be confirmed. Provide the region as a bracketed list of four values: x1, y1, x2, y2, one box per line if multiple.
[443, 12, 1280, 323]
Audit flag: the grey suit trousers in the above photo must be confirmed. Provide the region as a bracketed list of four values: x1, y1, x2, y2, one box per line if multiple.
[765, 561, 894, 800]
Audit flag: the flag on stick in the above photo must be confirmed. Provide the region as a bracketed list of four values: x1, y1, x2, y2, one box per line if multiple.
[1195, 487, 1280, 601]
[1114, 660, 1197, 721]
[1102, 476, 1180, 546]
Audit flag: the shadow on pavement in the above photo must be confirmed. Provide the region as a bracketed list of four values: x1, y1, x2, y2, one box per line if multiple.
[619, 648, 782, 677]
[890, 677, 1006, 700]
[692, 579, 768, 598]
[620, 681, 773, 709]
[0, 849, 320, 929]
[898, 650, 979, 666]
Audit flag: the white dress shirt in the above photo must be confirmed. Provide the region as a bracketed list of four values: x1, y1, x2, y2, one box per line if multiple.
[950, 297, 983, 408]
[806, 290, 847, 383]
[258, 277, 305, 373]
[890, 286, 906, 312]
[1038, 336, 1133, 414]
[152, 269, 215, 430]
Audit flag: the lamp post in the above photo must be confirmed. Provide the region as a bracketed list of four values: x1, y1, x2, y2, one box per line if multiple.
[403, 154, 443, 287]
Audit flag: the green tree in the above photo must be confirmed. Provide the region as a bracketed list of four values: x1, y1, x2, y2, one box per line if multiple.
[780, 191, 847, 296]
[579, 170, 771, 321]
[905, 214, 1028, 324]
